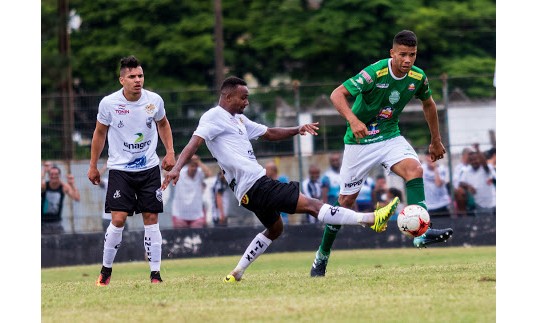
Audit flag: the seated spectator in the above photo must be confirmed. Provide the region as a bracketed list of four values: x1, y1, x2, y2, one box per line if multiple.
[422, 157, 452, 218]
[355, 176, 375, 212]
[302, 164, 322, 224]
[458, 151, 496, 216]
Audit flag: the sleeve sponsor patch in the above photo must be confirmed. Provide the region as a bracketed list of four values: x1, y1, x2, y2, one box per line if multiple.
[376, 68, 388, 78]
[359, 70, 373, 84]
[408, 70, 423, 80]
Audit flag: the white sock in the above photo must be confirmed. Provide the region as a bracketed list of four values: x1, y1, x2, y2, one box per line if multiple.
[144, 223, 162, 272]
[317, 203, 369, 226]
[234, 233, 272, 279]
[103, 223, 124, 268]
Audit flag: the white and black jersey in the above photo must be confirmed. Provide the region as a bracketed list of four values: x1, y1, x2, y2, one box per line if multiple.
[97, 89, 166, 172]
[193, 106, 268, 204]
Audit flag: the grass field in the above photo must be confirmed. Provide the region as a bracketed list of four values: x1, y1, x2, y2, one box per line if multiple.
[41, 246, 495, 323]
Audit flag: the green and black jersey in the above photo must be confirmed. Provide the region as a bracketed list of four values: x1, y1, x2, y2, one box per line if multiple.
[342, 58, 431, 145]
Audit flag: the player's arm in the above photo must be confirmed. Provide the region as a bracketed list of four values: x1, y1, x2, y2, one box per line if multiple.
[261, 122, 319, 141]
[330, 85, 368, 141]
[421, 96, 446, 161]
[88, 121, 108, 185]
[156, 116, 176, 171]
[162, 135, 205, 190]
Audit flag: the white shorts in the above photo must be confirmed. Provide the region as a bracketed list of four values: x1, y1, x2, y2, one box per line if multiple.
[339, 136, 419, 195]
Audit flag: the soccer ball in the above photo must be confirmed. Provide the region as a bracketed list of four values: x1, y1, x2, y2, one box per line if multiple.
[397, 204, 430, 238]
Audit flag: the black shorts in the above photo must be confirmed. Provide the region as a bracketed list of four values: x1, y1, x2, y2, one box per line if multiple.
[105, 165, 163, 215]
[240, 176, 299, 228]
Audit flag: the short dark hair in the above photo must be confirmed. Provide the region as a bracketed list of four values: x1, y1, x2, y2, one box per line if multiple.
[120, 56, 141, 75]
[388, 187, 402, 199]
[220, 76, 247, 93]
[393, 30, 417, 47]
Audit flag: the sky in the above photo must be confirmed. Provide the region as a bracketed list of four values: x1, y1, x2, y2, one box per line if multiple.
[1, 0, 535, 320]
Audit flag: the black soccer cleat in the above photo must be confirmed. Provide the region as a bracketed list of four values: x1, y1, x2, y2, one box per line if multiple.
[413, 228, 454, 248]
[150, 271, 163, 283]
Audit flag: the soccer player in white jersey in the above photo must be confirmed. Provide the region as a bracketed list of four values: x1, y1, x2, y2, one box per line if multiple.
[161, 76, 400, 282]
[88, 56, 176, 286]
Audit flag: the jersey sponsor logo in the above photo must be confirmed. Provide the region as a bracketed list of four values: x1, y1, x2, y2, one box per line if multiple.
[344, 179, 363, 188]
[115, 107, 130, 115]
[388, 90, 400, 104]
[123, 133, 152, 150]
[145, 104, 156, 114]
[125, 156, 147, 169]
[241, 194, 249, 205]
[376, 83, 389, 88]
[408, 83, 416, 91]
[349, 77, 362, 90]
[378, 106, 394, 119]
[367, 122, 380, 135]
[146, 117, 153, 129]
[376, 68, 388, 78]
[359, 70, 373, 84]
[408, 70, 423, 80]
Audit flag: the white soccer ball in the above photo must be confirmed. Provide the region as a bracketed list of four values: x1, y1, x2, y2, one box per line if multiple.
[397, 204, 430, 238]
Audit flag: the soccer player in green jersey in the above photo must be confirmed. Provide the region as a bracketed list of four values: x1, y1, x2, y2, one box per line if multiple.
[310, 30, 454, 277]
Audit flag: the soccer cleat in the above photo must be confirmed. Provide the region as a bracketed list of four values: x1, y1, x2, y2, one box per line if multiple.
[310, 258, 328, 277]
[371, 197, 400, 232]
[223, 274, 238, 283]
[150, 271, 163, 283]
[413, 228, 454, 248]
[96, 266, 112, 286]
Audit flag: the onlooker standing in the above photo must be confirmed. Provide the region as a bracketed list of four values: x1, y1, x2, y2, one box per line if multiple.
[302, 164, 322, 224]
[87, 55, 176, 285]
[453, 147, 472, 216]
[211, 170, 229, 226]
[321, 152, 342, 206]
[458, 151, 496, 216]
[171, 154, 212, 228]
[265, 160, 290, 224]
[41, 164, 80, 234]
[422, 157, 452, 218]
[355, 176, 375, 212]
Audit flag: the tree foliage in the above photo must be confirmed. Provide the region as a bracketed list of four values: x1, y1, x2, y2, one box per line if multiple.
[41, 0, 495, 94]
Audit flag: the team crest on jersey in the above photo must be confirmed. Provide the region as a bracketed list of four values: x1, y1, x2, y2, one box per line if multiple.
[408, 83, 416, 91]
[146, 117, 153, 129]
[145, 104, 156, 114]
[241, 194, 249, 205]
[388, 91, 400, 104]
[378, 106, 394, 119]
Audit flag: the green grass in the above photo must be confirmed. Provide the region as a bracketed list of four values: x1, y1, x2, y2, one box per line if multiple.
[42, 246, 495, 323]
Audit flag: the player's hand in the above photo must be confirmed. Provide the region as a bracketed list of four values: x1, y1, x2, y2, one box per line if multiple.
[161, 152, 176, 172]
[161, 167, 180, 191]
[349, 119, 368, 142]
[429, 140, 446, 162]
[88, 167, 101, 185]
[299, 122, 319, 136]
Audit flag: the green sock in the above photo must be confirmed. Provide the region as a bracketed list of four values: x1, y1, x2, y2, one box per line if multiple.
[406, 177, 427, 210]
[317, 202, 341, 258]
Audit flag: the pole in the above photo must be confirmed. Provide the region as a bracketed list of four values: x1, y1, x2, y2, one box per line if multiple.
[293, 80, 304, 189]
[214, 0, 224, 94]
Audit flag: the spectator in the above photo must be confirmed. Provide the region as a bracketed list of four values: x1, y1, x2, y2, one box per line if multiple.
[171, 154, 212, 228]
[265, 160, 290, 224]
[388, 187, 405, 221]
[321, 152, 342, 206]
[41, 164, 80, 234]
[485, 147, 496, 172]
[422, 157, 452, 218]
[452, 147, 472, 216]
[458, 151, 496, 216]
[301, 164, 322, 224]
[211, 169, 229, 226]
[355, 176, 375, 212]
[371, 175, 389, 208]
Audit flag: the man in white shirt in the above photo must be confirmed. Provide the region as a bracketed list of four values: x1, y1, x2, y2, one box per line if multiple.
[161, 76, 400, 282]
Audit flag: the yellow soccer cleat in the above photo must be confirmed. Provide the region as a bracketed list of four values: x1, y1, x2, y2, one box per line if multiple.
[370, 197, 400, 232]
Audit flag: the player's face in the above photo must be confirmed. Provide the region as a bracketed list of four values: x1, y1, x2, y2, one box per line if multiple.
[390, 44, 417, 77]
[119, 66, 144, 99]
[229, 85, 249, 114]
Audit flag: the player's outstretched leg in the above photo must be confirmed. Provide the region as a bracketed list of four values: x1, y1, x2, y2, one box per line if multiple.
[413, 227, 453, 248]
[370, 197, 400, 232]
